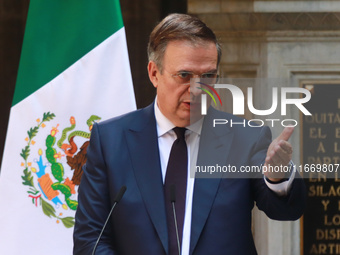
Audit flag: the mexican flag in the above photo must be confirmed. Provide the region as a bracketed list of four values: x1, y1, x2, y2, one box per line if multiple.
[0, 1, 136, 254]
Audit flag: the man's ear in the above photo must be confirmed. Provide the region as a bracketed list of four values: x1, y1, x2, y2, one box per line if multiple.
[148, 61, 159, 88]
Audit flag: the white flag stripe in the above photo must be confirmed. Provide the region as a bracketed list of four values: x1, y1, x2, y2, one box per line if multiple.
[0, 27, 135, 254]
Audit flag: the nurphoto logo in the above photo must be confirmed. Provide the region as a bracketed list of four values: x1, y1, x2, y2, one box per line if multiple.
[192, 78, 312, 128]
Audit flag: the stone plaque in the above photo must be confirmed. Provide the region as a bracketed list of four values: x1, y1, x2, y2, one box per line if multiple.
[302, 83, 340, 255]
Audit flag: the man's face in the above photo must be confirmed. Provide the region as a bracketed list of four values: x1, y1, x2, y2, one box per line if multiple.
[148, 40, 218, 127]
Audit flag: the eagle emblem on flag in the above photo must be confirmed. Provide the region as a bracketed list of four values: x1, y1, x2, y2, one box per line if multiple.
[20, 112, 100, 228]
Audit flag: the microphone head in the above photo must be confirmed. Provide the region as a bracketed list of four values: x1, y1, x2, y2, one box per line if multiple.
[170, 184, 176, 203]
[114, 186, 127, 202]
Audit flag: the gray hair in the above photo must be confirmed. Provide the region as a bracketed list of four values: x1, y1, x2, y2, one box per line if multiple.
[147, 13, 221, 72]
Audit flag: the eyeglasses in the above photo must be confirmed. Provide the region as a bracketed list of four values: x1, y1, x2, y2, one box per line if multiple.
[165, 70, 219, 85]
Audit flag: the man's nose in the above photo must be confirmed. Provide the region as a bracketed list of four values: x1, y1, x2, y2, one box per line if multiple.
[188, 83, 203, 97]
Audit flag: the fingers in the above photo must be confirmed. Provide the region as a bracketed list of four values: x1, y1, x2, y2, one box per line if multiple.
[265, 141, 292, 166]
[264, 127, 294, 180]
[264, 142, 292, 180]
[276, 127, 294, 141]
[268, 127, 294, 166]
[276, 126, 294, 142]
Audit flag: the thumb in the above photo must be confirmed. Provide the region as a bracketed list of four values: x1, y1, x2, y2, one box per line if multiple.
[276, 126, 294, 141]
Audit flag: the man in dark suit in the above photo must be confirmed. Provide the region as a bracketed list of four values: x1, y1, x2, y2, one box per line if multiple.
[73, 14, 306, 255]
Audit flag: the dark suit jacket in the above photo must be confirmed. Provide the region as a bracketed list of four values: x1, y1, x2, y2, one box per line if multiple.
[73, 103, 306, 255]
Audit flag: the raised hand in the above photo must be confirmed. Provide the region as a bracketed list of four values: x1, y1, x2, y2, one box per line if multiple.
[264, 126, 294, 182]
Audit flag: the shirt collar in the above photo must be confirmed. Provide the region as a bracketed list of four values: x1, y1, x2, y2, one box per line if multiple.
[154, 97, 203, 137]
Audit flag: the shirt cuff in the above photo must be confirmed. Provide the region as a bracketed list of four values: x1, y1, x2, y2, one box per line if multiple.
[264, 162, 296, 196]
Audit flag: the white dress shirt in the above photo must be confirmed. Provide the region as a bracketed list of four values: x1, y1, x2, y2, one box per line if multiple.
[154, 102, 294, 255]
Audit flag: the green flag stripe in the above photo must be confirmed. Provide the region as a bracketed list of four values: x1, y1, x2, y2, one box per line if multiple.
[13, 0, 124, 106]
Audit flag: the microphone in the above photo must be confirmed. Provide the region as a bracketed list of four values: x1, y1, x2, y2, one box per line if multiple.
[170, 184, 181, 255]
[92, 186, 127, 255]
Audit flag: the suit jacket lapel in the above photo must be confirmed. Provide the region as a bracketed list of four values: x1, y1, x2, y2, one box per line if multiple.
[125, 104, 168, 253]
[190, 108, 234, 254]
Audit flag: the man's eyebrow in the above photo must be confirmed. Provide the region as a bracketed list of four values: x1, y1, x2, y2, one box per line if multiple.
[205, 69, 218, 73]
[176, 70, 191, 73]
[176, 69, 218, 73]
